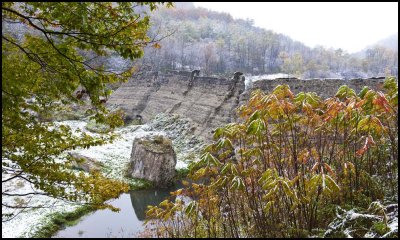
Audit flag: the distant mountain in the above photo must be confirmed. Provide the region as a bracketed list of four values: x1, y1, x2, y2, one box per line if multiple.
[375, 33, 398, 51]
[174, 2, 195, 9]
[353, 33, 398, 58]
[140, 5, 397, 78]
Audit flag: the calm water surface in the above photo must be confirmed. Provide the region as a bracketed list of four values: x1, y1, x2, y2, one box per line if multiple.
[54, 183, 182, 238]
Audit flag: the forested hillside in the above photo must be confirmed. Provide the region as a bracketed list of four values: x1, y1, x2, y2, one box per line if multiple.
[140, 3, 398, 79]
[2, 2, 397, 238]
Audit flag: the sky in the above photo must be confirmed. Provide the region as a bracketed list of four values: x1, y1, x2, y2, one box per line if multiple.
[193, 2, 398, 53]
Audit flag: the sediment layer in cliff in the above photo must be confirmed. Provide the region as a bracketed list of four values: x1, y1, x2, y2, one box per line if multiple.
[107, 70, 385, 141]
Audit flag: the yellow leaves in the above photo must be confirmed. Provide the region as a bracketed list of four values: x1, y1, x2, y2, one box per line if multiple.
[182, 180, 190, 187]
[202, 152, 222, 167]
[298, 149, 310, 164]
[263, 186, 277, 200]
[290, 175, 300, 186]
[321, 173, 340, 195]
[280, 180, 297, 200]
[184, 201, 197, 216]
[324, 174, 340, 193]
[262, 180, 277, 191]
[192, 167, 207, 180]
[307, 174, 321, 193]
[263, 201, 275, 213]
[163, 212, 172, 221]
[357, 115, 385, 135]
[346, 99, 356, 113]
[343, 161, 356, 175]
[215, 137, 234, 150]
[212, 123, 241, 139]
[246, 119, 266, 135]
[272, 84, 294, 100]
[230, 176, 245, 191]
[211, 176, 228, 189]
[259, 168, 277, 184]
[145, 80, 396, 235]
[335, 85, 356, 99]
[159, 199, 170, 208]
[170, 188, 183, 196]
[221, 163, 239, 175]
[152, 43, 161, 49]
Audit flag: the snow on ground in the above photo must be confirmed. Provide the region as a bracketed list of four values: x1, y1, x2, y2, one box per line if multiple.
[61, 121, 165, 183]
[58, 117, 196, 181]
[2, 172, 79, 238]
[324, 203, 398, 238]
[247, 73, 290, 82]
[2, 115, 202, 238]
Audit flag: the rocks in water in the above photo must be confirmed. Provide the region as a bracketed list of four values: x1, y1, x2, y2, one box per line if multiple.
[128, 134, 176, 187]
[68, 152, 104, 173]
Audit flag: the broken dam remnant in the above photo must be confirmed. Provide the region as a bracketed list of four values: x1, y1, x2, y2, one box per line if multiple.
[107, 70, 386, 141]
[127, 134, 176, 188]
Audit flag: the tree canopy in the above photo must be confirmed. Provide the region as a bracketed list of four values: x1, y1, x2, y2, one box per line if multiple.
[140, 5, 398, 78]
[2, 2, 172, 221]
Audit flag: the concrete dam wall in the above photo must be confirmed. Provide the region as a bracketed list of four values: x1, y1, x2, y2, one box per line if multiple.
[107, 70, 386, 140]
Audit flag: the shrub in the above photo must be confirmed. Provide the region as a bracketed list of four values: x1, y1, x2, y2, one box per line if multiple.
[145, 77, 398, 238]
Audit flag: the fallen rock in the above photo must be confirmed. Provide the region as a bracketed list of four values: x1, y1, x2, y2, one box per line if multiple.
[128, 134, 176, 187]
[68, 152, 104, 173]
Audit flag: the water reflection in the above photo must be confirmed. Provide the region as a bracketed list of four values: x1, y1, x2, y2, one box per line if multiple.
[54, 182, 183, 238]
[130, 185, 181, 220]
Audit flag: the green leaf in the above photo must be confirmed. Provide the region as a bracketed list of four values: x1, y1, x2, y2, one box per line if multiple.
[246, 119, 265, 135]
[324, 174, 340, 193]
[264, 201, 275, 213]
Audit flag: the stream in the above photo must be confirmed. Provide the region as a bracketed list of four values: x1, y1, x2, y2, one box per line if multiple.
[54, 182, 183, 238]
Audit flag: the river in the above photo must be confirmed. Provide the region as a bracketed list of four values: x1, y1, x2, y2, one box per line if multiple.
[54, 182, 183, 238]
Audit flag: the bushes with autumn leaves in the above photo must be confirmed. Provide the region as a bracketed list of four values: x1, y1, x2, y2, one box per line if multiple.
[145, 77, 398, 238]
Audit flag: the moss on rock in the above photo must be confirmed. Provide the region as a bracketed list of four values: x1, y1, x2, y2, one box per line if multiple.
[138, 134, 173, 154]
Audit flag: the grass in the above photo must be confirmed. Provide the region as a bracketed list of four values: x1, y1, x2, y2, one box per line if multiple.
[175, 168, 190, 180]
[38, 107, 88, 122]
[31, 205, 94, 238]
[128, 178, 154, 190]
[372, 222, 390, 236]
[85, 119, 111, 133]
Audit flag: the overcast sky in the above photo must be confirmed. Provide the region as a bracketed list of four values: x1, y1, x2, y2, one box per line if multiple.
[193, 2, 398, 53]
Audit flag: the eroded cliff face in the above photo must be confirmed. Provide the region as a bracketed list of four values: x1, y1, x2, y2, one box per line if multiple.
[107, 71, 385, 141]
[107, 70, 245, 139]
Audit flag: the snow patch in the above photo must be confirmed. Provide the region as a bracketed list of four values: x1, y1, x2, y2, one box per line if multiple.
[3, 114, 203, 238]
[247, 73, 290, 82]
